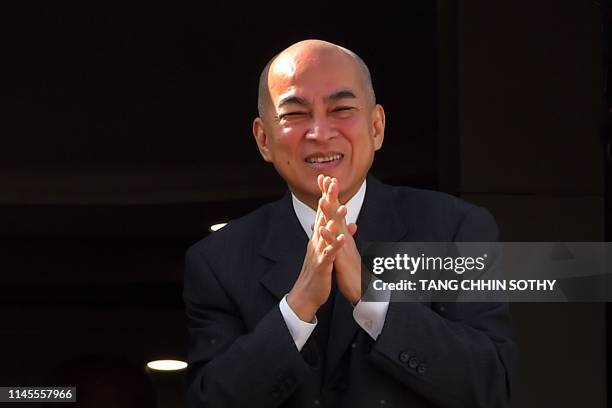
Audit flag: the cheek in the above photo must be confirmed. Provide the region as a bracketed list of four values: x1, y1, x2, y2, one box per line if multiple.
[276, 126, 306, 163]
[336, 117, 370, 147]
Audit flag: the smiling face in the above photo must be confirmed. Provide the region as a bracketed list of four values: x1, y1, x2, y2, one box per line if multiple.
[253, 41, 385, 209]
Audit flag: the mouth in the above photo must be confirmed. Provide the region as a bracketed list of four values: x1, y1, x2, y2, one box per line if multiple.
[304, 153, 344, 164]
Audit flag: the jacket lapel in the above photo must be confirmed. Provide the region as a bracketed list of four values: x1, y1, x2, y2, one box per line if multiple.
[259, 191, 309, 302]
[325, 175, 409, 378]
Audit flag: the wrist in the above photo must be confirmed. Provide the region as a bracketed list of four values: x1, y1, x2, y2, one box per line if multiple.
[287, 291, 318, 323]
[346, 286, 361, 306]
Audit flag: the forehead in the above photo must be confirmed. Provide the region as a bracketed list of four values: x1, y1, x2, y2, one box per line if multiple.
[267, 50, 365, 104]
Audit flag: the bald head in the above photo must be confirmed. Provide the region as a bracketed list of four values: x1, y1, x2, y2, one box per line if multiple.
[251, 39, 386, 209]
[257, 40, 376, 118]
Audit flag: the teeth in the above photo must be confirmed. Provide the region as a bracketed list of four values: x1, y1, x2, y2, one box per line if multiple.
[306, 154, 343, 164]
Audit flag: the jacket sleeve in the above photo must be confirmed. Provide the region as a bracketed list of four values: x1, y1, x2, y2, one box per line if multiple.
[367, 206, 518, 407]
[183, 245, 311, 408]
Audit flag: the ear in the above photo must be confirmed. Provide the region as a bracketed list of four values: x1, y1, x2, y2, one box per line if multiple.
[371, 104, 385, 151]
[253, 117, 273, 162]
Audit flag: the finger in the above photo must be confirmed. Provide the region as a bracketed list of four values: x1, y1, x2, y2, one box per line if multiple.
[321, 203, 345, 228]
[318, 225, 338, 245]
[316, 226, 328, 252]
[328, 179, 340, 208]
[318, 225, 345, 249]
[324, 186, 338, 222]
[321, 190, 341, 223]
[336, 205, 348, 220]
[316, 226, 343, 256]
[347, 223, 358, 236]
[331, 205, 349, 234]
[327, 177, 336, 195]
[323, 234, 346, 255]
[319, 200, 345, 236]
[323, 176, 332, 197]
[321, 244, 336, 260]
[320, 233, 346, 259]
[319, 193, 334, 221]
[312, 197, 326, 241]
[325, 218, 342, 237]
[317, 174, 325, 193]
[328, 177, 338, 192]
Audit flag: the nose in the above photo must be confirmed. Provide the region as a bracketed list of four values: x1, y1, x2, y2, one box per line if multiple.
[305, 116, 337, 142]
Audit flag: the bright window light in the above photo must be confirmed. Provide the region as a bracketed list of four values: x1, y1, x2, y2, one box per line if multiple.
[209, 222, 227, 232]
[146, 360, 188, 371]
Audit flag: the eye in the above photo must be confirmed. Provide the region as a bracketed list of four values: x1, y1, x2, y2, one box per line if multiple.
[279, 112, 307, 121]
[331, 106, 356, 117]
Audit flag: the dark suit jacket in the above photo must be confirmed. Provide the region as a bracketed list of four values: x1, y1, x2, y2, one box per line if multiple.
[183, 175, 517, 408]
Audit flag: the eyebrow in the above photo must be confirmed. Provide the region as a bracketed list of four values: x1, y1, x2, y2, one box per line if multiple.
[277, 89, 357, 109]
[278, 96, 307, 109]
[326, 89, 356, 102]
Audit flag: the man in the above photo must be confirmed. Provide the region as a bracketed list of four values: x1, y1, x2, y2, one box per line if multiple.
[184, 39, 517, 407]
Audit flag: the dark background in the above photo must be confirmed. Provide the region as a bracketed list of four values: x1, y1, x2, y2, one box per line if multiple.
[1, 1, 608, 407]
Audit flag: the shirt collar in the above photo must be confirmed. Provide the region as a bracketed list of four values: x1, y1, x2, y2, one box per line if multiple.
[291, 179, 367, 239]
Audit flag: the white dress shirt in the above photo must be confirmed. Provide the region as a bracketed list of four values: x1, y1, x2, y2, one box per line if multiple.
[278, 179, 390, 351]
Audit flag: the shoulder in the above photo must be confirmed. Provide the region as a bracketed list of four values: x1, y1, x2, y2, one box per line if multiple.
[389, 185, 480, 219]
[185, 197, 281, 262]
[382, 183, 498, 241]
[183, 197, 283, 298]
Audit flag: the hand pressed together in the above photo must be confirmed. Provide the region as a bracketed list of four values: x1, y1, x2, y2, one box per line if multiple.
[317, 175, 362, 306]
[287, 175, 363, 322]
